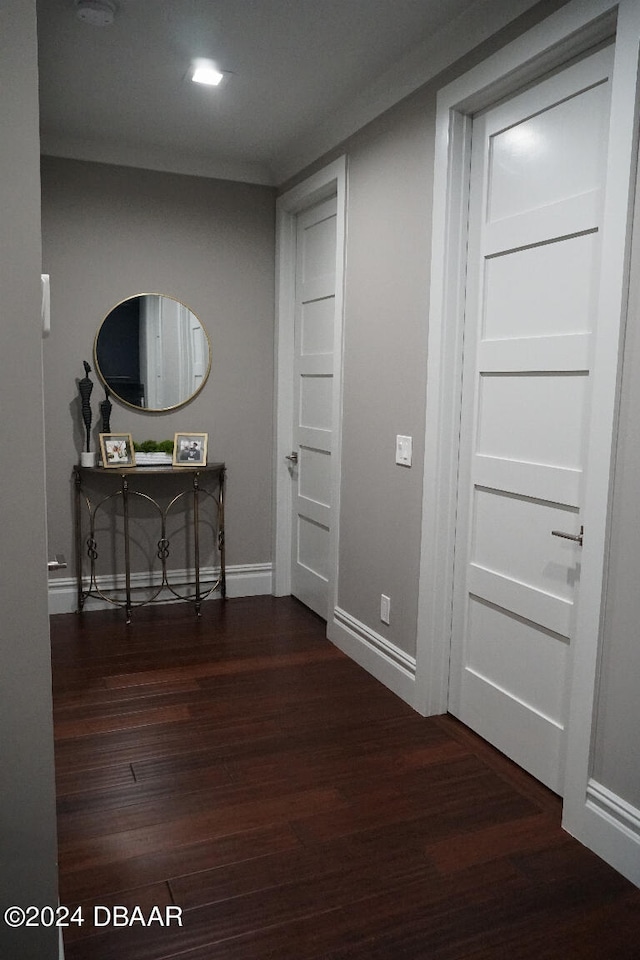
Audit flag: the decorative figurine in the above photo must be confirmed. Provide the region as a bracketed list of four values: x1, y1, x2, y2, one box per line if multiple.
[100, 386, 112, 434]
[78, 360, 93, 453]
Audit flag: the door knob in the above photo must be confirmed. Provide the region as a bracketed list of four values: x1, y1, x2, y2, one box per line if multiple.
[551, 525, 583, 546]
[285, 452, 298, 463]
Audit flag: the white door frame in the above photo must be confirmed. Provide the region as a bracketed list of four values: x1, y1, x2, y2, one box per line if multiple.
[273, 157, 347, 621]
[416, 0, 640, 883]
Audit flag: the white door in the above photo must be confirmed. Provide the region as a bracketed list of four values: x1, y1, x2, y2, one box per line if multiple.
[290, 197, 338, 618]
[450, 46, 613, 794]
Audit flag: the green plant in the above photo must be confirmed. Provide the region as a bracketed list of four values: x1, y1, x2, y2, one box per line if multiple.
[133, 439, 174, 453]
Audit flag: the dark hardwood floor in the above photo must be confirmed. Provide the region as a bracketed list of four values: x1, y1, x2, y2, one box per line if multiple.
[51, 596, 640, 959]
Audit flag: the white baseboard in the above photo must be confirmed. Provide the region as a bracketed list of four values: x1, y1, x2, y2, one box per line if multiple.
[48, 563, 273, 615]
[330, 606, 417, 709]
[564, 779, 640, 888]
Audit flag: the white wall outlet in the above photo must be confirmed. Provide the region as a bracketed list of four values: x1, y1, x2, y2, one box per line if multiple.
[380, 594, 391, 624]
[395, 435, 412, 467]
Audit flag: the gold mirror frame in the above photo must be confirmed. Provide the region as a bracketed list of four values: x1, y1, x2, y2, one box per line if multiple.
[94, 293, 212, 412]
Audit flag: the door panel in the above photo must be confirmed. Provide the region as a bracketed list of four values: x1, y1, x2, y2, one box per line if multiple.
[483, 233, 597, 339]
[477, 372, 588, 466]
[450, 46, 613, 794]
[291, 197, 337, 617]
[487, 69, 610, 221]
[301, 297, 335, 354]
[300, 373, 332, 429]
[460, 668, 565, 790]
[298, 515, 330, 580]
[299, 447, 331, 506]
[465, 597, 568, 722]
[472, 488, 579, 603]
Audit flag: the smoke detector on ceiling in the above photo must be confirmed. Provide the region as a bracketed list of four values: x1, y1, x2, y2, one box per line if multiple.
[75, 0, 117, 27]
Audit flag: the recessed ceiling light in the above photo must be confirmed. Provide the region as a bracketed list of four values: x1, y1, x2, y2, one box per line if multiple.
[191, 59, 224, 87]
[75, 0, 116, 27]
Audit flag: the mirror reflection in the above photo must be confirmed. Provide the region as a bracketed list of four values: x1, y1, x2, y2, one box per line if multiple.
[94, 294, 211, 411]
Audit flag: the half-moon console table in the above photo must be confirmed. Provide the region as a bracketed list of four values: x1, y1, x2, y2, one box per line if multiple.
[73, 463, 225, 622]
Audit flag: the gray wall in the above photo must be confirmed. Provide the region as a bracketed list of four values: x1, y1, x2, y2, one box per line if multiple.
[337, 92, 434, 658]
[0, 1, 59, 957]
[40, 158, 276, 579]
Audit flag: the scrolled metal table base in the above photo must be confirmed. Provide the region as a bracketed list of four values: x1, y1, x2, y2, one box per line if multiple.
[73, 463, 226, 623]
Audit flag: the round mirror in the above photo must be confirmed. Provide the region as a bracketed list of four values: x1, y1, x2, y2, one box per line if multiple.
[94, 294, 211, 411]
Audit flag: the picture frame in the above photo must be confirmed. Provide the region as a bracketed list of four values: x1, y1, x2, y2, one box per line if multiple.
[99, 433, 136, 468]
[173, 432, 208, 466]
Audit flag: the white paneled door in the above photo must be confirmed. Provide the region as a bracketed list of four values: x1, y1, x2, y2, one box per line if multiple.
[449, 47, 613, 794]
[290, 197, 338, 618]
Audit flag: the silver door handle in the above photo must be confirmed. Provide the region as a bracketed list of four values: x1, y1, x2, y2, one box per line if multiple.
[551, 525, 583, 546]
[285, 452, 298, 463]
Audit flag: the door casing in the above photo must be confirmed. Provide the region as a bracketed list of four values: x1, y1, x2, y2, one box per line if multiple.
[274, 157, 347, 621]
[416, 0, 640, 882]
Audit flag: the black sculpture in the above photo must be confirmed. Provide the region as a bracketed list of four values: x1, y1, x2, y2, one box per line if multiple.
[78, 360, 93, 453]
[100, 387, 112, 434]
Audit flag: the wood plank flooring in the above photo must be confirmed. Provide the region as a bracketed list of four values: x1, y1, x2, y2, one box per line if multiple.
[51, 596, 640, 959]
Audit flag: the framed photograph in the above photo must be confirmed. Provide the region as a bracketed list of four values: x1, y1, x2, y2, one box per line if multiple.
[99, 433, 136, 467]
[173, 432, 208, 466]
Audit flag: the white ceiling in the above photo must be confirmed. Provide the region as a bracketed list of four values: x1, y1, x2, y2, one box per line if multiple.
[36, 0, 539, 185]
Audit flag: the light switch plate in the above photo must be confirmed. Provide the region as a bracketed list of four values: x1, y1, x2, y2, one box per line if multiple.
[396, 435, 412, 467]
[41, 274, 50, 338]
[380, 594, 391, 624]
